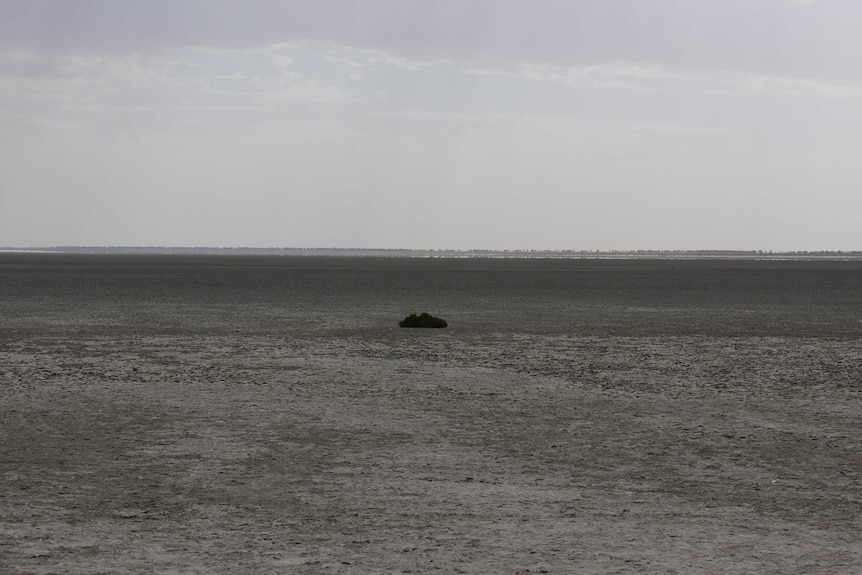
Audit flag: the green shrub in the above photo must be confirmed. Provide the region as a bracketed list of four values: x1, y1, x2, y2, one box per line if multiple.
[399, 312, 448, 328]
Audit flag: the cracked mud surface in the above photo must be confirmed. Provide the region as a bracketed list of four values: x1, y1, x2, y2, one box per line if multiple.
[2, 329, 861, 574]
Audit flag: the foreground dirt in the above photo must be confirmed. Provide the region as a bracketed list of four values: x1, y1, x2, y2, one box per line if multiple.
[2, 328, 861, 574]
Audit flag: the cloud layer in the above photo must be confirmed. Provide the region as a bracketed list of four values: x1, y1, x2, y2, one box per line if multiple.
[1, 1, 861, 249]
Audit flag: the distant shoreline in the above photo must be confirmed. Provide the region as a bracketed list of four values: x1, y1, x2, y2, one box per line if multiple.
[1, 246, 861, 260]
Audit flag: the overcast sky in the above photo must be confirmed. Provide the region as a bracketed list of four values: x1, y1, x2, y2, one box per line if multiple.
[2, 0, 861, 250]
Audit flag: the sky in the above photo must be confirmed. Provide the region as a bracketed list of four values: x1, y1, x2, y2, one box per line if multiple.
[1, 0, 861, 250]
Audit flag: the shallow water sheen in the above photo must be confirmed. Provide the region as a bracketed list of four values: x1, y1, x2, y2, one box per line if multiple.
[1, 254, 860, 336]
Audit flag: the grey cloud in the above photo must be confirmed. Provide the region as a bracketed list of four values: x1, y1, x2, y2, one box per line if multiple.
[2, 0, 861, 80]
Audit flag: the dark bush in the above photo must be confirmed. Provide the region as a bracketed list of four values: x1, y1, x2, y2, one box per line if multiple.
[399, 312, 448, 328]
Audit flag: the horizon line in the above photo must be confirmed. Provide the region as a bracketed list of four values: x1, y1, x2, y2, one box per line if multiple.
[2, 246, 861, 259]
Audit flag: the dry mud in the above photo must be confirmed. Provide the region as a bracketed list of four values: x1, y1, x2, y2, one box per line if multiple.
[2, 327, 861, 574]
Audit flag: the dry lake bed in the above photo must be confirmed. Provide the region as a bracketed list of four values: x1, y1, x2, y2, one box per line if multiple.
[1, 255, 861, 573]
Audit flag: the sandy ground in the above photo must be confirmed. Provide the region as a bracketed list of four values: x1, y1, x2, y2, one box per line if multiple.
[2, 327, 861, 574]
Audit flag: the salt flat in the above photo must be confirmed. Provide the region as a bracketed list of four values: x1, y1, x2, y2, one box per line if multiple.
[2, 329, 860, 574]
[2, 254, 861, 573]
